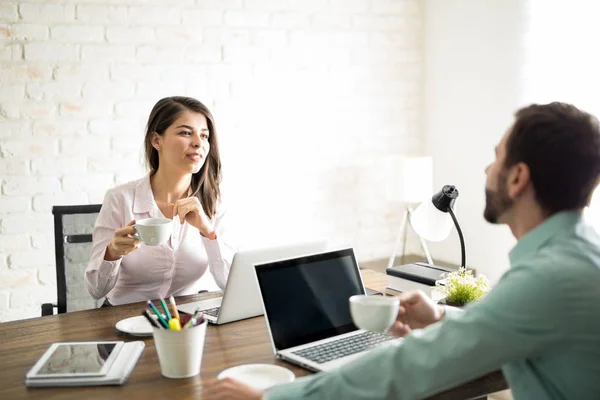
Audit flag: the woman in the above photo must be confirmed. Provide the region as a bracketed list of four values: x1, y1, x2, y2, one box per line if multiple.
[85, 96, 234, 305]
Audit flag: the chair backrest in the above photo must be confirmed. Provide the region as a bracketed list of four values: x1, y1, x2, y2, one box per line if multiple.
[52, 204, 102, 314]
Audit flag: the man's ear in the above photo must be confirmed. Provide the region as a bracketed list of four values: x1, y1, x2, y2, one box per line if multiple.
[507, 162, 530, 198]
[151, 132, 161, 151]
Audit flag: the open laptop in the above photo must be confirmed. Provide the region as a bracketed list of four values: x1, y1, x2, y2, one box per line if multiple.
[254, 248, 400, 372]
[177, 240, 328, 325]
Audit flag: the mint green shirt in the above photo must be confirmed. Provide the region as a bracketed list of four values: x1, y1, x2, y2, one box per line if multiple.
[266, 211, 600, 400]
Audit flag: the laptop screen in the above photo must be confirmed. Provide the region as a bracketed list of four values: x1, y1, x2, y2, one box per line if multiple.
[254, 248, 365, 350]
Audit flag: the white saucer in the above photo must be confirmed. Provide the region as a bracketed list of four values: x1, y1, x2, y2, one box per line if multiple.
[115, 315, 159, 337]
[218, 364, 295, 391]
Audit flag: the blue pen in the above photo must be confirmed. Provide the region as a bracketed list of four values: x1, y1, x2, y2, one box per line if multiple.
[147, 300, 169, 329]
[159, 297, 172, 321]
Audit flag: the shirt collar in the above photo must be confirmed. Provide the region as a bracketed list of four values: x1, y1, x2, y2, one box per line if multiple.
[133, 174, 159, 217]
[509, 210, 584, 265]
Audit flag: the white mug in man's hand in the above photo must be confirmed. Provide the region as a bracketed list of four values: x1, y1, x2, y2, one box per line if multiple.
[349, 294, 400, 333]
[132, 218, 173, 246]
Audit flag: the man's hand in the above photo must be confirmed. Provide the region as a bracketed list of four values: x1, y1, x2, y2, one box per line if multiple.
[389, 290, 445, 337]
[203, 377, 263, 400]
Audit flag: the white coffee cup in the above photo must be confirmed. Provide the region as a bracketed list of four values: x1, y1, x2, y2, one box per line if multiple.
[152, 320, 207, 378]
[133, 218, 173, 246]
[349, 294, 400, 333]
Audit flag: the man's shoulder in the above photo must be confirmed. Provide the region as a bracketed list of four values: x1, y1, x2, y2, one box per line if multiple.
[541, 231, 600, 273]
[508, 237, 600, 292]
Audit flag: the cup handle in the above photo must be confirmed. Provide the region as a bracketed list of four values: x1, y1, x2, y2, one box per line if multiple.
[131, 225, 140, 240]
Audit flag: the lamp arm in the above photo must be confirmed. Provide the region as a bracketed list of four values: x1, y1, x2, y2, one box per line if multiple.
[447, 207, 466, 269]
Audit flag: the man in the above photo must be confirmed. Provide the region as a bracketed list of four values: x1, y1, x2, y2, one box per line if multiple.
[205, 102, 600, 399]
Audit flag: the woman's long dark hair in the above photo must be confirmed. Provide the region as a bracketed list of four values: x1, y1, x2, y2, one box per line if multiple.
[144, 96, 221, 217]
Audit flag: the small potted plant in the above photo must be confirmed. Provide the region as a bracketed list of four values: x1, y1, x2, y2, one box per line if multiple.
[436, 268, 489, 307]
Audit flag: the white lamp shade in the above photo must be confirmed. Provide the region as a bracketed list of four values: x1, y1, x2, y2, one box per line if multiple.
[410, 200, 454, 242]
[385, 156, 433, 203]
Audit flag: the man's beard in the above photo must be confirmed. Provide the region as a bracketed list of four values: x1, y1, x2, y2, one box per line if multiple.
[484, 180, 514, 224]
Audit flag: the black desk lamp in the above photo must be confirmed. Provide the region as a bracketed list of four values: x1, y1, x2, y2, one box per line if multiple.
[409, 185, 466, 269]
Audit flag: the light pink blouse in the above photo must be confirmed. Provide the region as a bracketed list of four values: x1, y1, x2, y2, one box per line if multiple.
[85, 175, 234, 306]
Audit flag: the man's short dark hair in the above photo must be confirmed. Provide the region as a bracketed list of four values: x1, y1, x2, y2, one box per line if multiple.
[506, 102, 600, 215]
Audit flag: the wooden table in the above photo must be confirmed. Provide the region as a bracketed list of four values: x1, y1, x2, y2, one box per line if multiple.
[0, 269, 508, 399]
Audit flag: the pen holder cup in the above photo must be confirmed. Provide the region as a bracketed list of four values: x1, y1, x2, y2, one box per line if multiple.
[152, 320, 207, 379]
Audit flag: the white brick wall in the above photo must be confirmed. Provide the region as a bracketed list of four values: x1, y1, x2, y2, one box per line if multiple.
[0, 0, 423, 322]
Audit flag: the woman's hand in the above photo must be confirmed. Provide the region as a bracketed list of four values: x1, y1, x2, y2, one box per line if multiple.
[203, 377, 263, 400]
[104, 220, 142, 261]
[389, 290, 445, 338]
[171, 198, 215, 238]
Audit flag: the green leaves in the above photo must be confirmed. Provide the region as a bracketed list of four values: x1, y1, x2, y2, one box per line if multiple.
[436, 268, 489, 305]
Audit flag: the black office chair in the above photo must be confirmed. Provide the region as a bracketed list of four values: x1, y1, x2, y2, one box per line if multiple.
[41, 204, 103, 316]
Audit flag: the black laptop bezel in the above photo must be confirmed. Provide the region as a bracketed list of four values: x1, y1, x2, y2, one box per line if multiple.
[254, 248, 366, 351]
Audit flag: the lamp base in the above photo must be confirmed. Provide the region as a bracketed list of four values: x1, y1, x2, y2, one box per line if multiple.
[387, 207, 434, 271]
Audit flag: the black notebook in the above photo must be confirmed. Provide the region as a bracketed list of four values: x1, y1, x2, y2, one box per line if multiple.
[386, 262, 453, 286]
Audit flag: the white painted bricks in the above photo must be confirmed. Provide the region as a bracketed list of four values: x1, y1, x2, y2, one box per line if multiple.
[0, 0, 423, 322]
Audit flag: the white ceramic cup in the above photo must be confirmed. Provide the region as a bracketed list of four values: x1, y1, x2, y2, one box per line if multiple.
[349, 295, 400, 333]
[133, 218, 173, 246]
[152, 320, 207, 379]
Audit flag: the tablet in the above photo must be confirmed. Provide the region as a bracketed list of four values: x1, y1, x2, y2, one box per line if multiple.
[26, 341, 124, 379]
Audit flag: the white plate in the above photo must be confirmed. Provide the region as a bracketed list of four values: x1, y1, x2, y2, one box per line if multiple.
[115, 315, 160, 337]
[217, 364, 295, 391]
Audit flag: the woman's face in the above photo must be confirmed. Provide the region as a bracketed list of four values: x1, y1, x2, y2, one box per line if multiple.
[152, 110, 210, 175]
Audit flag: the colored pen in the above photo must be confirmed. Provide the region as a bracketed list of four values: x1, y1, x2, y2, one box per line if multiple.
[147, 300, 169, 329]
[183, 309, 197, 328]
[168, 296, 181, 321]
[190, 307, 203, 321]
[182, 306, 203, 327]
[168, 318, 182, 331]
[142, 310, 162, 329]
[188, 306, 202, 319]
[159, 297, 172, 321]
[184, 311, 205, 329]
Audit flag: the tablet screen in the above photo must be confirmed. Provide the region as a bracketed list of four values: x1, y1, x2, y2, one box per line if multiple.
[35, 343, 118, 376]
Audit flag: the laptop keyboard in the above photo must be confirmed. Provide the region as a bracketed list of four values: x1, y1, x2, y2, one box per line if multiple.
[202, 307, 220, 318]
[291, 331, 393, 364]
